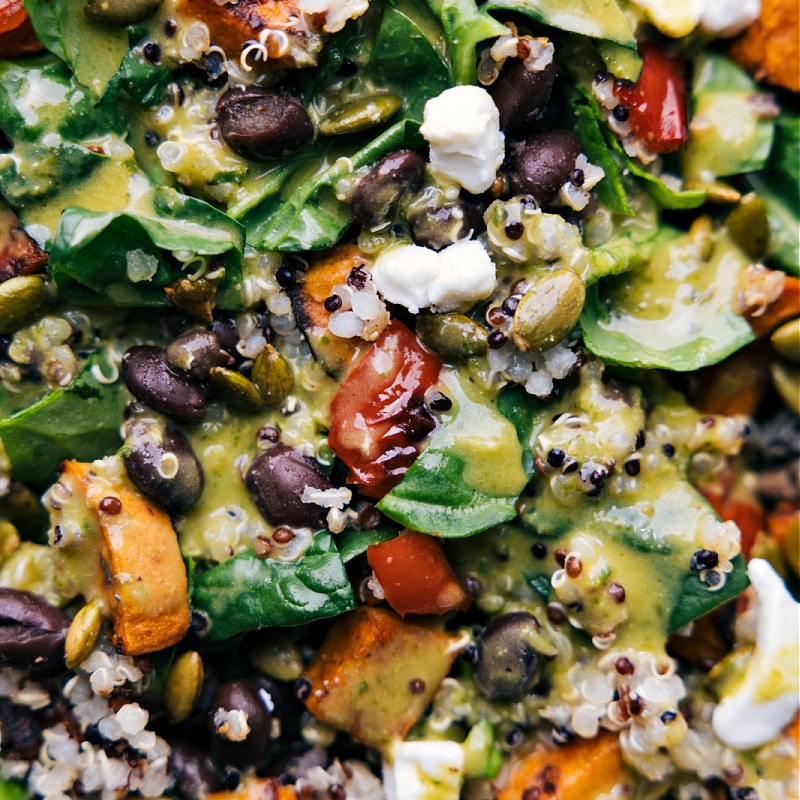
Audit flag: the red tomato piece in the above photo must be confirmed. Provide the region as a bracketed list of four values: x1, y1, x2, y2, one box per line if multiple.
[328, 319, 443, 498]
[614, 40, 688, 154]
[0, 0, 44, 58]
[367, 530, 470, 616]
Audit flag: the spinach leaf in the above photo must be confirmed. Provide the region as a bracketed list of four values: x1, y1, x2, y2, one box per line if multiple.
[668, 554, 749, 633]
[191, 532, 356, 640]
[581, 228, 756, 371]
[335, 526, 399, 563]
[746, 113, 800, 275]
[50, 186, 245, 308]
[424, 0, 506, 85]
[682, 53, 775, 185]
[25, 0, 128, 99]
[378, 371, 529, 537]
[0, 56, 125, 207]
[103, 44, 173, 106]
[0, 352, 128, 486]
[244, 119, 422, 251]
[0, 779, 29, 800]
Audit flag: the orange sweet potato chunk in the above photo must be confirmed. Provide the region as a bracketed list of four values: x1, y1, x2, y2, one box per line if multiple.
[303, 605, 463, 749]
[493, 732, 628, 800]
[59, 461, 190, 655]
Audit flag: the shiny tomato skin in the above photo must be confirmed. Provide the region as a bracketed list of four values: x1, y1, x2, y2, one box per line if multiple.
[367, 530, 470, 616]
[328, 319, 443, 498]
[0, 0, 44, 58]
[614, 40, 688, 154]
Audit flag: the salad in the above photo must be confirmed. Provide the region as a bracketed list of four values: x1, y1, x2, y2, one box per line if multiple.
[0, 0, 798, 798]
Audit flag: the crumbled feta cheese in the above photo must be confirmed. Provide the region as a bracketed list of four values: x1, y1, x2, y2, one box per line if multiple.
[370, 240, 496, 313]
[420, 86, 505, 194]
[712, 559, 800, 749]
[627, 0, 760, 39]
[383, 740, 465, 800]
[297, 0, 370, 33]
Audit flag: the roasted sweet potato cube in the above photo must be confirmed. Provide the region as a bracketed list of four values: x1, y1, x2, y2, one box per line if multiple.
[53, 461, 190, 655]
[287, 244, 375, 376]
[303, 606, 464, 748]
[0, 202, 48, 283]
[493, 732, 628, 800]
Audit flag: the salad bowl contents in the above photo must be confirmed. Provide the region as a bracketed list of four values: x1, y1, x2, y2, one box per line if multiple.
[0, 0, 798, 798]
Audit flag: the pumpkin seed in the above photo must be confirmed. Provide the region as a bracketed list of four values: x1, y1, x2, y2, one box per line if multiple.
[771, 361, 800, 415]
[319, 94, 402, 136]
[164, 650, 204, 724]
[725, 193, 769, 259]
[247, 631, 304, 682]
[84, 0, 163, 26]
[416, 312, 488, 361]
[65, 601, 102, 669]
[0, 275, 55, 335]
[164, 278, 217, 324]
[251, 345, 294, 407]
[512, 269, 585, 353]
[208, 366, 263, 412]
[771, 317, 800, 362]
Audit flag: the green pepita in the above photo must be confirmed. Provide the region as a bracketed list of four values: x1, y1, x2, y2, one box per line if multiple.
[247, 631, 304, 682]
[512, 269, 586, 353]
[65, 601, 103, 669]
[251, 345, 294, 407]
[84, 0, 163, 26]
[319, 94, 402, 136]
[771, 361, 800, 415]
[164, 278, 218, 324]
[164, 650, 204, 724]
[0, 275, 55, 335]
[416, 312, 488, 361]
[770, 317, 800, 362]
[725, 193, 769, 259]
[208, 366, 263, 413]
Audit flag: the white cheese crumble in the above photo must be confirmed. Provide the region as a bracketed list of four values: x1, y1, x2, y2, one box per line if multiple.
[420, 86, 505, 194]
[627, 0, 760, 39]
[383, 740, 465, 800]
[370, 240, 496, 314]
[297, 0, 370, 33]
[712, 558, 800, 749]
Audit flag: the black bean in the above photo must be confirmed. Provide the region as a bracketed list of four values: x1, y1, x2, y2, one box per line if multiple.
[245, 445, 335, 527]
[171, 741, 223, 800]
[0, 698, 44, 759]
[166, 330, 223, 378]
[489, 58, 556, 136]
[124, 424, 204, 512]
[121, 345, 206, 423]
[410, 201, 484, 251]
[509, 130, 584, 208]
[208, 679, 272, 768]
[474, 611, 543, 700]
[208, 317, 240, 353]
[351, 149, 426, 231]
[217, 88, 313, 161]
[0, 588, 70, 671]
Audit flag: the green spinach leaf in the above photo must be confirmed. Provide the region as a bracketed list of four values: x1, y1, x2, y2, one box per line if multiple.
[0, 352, 128, 486]
[581, 228, 755, 371]
[335, 526, 399, 563]
[191, 532, 356, 640]
[50, 186, 245, 308]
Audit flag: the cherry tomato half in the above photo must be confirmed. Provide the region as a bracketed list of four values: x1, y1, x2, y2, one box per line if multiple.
[328, 319, 443, 498]
[614, 40, 688, 154]
[0, 0, 44, 58]
[367, 530, 470, 616]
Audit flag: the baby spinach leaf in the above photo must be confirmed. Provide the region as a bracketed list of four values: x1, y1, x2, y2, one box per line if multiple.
[581, 228, 755, 371]
[103, 45, 173, 106]
[0, 352, 128, 486]
[485, 0, 636, 53]
[244, 119, 422, 251]
[0, 779, 30, 800]
[191, 532, 356, 640]
[668, 554, 749, 633]
[25, 0, 128, 98]
[682, 53, 775, 185]
[50, 186, 245, 308]
[335, 526, 399, 563]
[378, 371, 529, 537]
[425, 0, 506, 85]
[0, 56, 125, 207]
